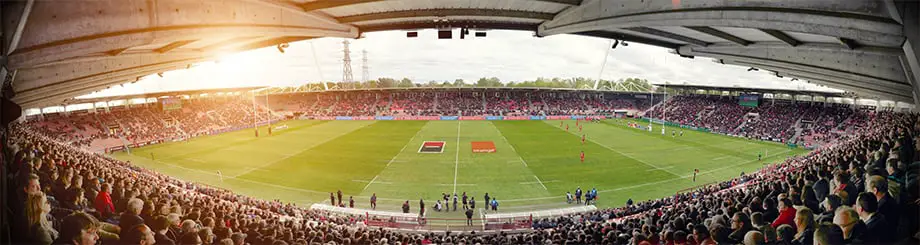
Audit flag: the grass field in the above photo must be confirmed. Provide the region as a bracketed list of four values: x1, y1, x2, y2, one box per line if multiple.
[113, 119, 806, 218]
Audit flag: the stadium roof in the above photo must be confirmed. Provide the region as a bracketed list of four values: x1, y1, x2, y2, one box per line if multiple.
[654, 83, 846, 98]
[63, 86, 266, 105]
[2, 0, 918, 108]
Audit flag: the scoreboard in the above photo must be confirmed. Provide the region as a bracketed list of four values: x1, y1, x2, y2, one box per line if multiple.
[738, 94, 761, 107]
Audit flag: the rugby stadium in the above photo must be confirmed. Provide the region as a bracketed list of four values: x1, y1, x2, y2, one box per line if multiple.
[2, 1, 920, 245]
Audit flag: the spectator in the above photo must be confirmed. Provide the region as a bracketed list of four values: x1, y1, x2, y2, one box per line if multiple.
[730, 212, 754, 243]
[55, 212, 100, 245]
[743, 230, 764, 245]
[792, 208, 816, 245]
[833, 206, 865, 243]
[772, 198, 796, 229]
[122, 224, 156, 245]
[751, 212, 776, 243]
[151, 216, 176, 245]
[776, 224, 795, 245]
[95, 183, 115, 220]
[856, 192, 892, 244]
[120, 198, 146, 239]
[26, 192, 58, 245]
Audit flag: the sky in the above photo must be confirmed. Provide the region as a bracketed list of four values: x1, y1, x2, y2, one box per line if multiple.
[78, 30, 838, 99]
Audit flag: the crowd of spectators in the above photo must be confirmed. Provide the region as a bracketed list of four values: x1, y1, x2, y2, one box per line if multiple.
[8, 91, 920, 245]
[8, 101, 919, 245]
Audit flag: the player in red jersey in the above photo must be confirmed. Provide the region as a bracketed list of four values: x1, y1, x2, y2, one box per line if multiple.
[580, 151, 585, 163]
[566, 124, 569, 131]
[582, 134, 586, 144]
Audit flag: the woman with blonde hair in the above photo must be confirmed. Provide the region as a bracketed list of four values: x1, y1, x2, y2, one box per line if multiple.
[792, 208, 816, 245]
[26, 192, 59, 245]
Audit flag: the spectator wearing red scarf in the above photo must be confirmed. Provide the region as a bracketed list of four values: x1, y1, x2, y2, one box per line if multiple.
[95, 183, 115, 219]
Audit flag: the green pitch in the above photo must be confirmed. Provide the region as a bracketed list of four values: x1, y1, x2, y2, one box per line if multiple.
[113, 119, 806, 217]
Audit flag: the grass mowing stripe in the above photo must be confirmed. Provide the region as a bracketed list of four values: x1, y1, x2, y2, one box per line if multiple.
[493, 122, 528, 167]
[230, 121, 375, 178]
[551, 121, 684, 178]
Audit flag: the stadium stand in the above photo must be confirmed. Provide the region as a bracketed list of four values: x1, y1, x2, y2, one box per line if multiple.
[8, 90, 920, 244]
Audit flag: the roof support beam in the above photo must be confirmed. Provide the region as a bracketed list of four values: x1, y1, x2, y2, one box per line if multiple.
[7, 0, 358, 70]
[300, 0, 580, 12]
[301, 0, 382, 12]
[624, 27, 709, 47]
[574, 31, 681, 49]
[338, 9, 556, 24]
[360, 22, 537, 33]
[685, 26, 751, 46]
[838, 38, 861, 49]
[6, 0, 34, 55]
[154, 40, 197, 53]
[759, 29, 800, 47]
[104, 48, 130, 56]
[538, 0, 582, 5]
[538, 3, 903, 47]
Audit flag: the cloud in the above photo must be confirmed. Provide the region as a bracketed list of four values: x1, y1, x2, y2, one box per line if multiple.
[79, 30, 838, 99]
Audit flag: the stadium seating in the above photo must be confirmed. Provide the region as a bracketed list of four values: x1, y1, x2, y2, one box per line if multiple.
[9, 90, 919, 244]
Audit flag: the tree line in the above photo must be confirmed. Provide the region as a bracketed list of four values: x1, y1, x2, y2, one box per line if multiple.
[310, 77, 656, 92]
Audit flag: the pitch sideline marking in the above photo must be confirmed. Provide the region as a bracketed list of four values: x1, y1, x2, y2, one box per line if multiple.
[533, 175, 548, 190]
[452, 121, 461, 195]
[363, 175, 379, 191]
[231, 121, 373, 178]
[495, 125, 528, 167]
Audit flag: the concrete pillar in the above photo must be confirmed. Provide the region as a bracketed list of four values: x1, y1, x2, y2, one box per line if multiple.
[899, 1, 920, 104]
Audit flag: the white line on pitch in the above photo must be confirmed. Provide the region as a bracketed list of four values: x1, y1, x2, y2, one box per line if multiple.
[362, 175, 379, 191]
[645, 166, 675, 171]
[562, 127, 684, 178]
[438, 183, 476, 186]
[533, 175, 548, 190]
[495, 124, 528, 167]
[452, 121, 461, 194]
[712, 156, 734, 161]
[520, 180, 559, 184]
[386, 125, 425, 167]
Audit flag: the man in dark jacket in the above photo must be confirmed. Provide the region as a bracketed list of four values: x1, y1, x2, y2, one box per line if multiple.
[119, 198, 146, 239]
[813, 170, 830, 203]
[728, 212, 753, 243]
[856, 192, 893, 244]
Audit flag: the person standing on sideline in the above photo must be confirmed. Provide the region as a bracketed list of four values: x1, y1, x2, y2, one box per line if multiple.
[575, 187, 582, 204]
[419, 199, 425, 215]
[491, 198, 499, 211]
[462, 192, 469, 209]
[329, 192, 335, 206]
[452, 194, 458, 211]
[465, 208, 474, 226]
[402, 201, 410, 213]
[370, 193, 377, 210]
[348, 196, 354, 208]
[484, 193, 490, 208]
[470, 197, 476, 210]
[336, 190, 343, 206]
